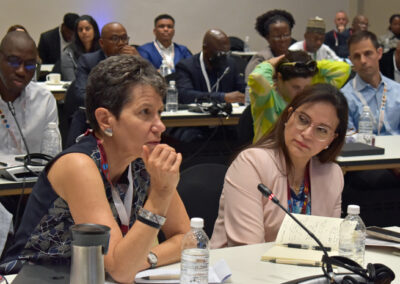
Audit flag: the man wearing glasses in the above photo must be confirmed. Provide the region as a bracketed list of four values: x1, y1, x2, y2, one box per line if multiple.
[0, 31, 59, 155]
[175, 29, 245, 104]
[74, 22, 139, 105]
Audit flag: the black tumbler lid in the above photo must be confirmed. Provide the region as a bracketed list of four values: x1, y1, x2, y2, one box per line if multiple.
[70, 223, 110, 254]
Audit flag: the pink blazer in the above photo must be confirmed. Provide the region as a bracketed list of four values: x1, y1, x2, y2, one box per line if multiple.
[210, 147, 343, 248]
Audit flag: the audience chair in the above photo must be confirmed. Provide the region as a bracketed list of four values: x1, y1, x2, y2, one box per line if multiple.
[177, 163, 228, 238]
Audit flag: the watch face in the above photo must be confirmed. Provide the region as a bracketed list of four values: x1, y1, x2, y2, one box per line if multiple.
[148, 252, 157, 265]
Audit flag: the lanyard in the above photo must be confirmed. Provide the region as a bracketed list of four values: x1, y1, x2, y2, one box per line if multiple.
[333, 30, 338, 47]
[287, 164, 310, 214]
[303, 41, 317, 60]
[94, 134, 134, 235]
[199, 52, 212, 92]
[352, 78, 387, 135]
[153, 40, 175, 70]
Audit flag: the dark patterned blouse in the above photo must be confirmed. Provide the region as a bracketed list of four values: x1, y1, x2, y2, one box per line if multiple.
[0, 135, 150, 274]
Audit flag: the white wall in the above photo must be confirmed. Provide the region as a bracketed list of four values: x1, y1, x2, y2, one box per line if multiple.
[2, 0, 350, 53]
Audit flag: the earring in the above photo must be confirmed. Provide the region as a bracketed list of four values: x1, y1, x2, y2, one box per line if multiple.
[104, 128, 113, 137]
[324, 145, 329, 149]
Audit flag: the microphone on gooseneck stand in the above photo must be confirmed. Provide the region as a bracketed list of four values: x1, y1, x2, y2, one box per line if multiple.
[211, 66, 230, 93]
[7, 101, 30, 155]
[257, 183, 395, 284]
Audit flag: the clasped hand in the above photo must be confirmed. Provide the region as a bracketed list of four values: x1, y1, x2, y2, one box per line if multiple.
[142, 144, 182, 198]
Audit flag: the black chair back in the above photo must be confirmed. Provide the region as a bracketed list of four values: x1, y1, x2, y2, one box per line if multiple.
[177, 163, 228, 238]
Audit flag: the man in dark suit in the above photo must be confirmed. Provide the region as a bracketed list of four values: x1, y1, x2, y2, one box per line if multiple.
[38, 13, 79, 64]
[175, 29, 245, 104]
[379, 41, 400, 83]
[74, 22, 139, 105]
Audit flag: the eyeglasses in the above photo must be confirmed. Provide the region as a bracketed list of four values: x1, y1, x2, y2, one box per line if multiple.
[292, 110, 335, 141]
[107, 35, 130, 44]
[0, 51, 37, 71]
[213, 51, 231, 58]
[269, 34, 291, 41]
[281, 60, 317, 72]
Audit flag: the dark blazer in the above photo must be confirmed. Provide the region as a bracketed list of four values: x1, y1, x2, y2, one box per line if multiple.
[74, 50, 106, 106]
[38, 27, 61, 64]
[324, 29, 350, 58]
[175, 53, 246, 104]
[380, 48, 396, 80]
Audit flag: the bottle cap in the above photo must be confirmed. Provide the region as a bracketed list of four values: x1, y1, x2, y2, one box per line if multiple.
[48, 122, 58, 129]
[169, 80, 176, 86]
[190, 217, 204, 228]
[347, 204, 360, 214]
[362, 105, 370, 112]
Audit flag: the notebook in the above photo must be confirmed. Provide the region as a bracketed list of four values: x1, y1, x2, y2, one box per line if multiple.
[340, 142, 384, 157]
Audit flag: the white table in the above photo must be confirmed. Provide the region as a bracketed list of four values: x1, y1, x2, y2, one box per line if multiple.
[5, 242, 399, 283]
[36, 81, 70, 102]
[337, 135, 400, 173]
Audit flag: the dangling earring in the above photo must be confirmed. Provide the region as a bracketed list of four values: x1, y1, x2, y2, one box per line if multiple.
[104, 128, 113, 137]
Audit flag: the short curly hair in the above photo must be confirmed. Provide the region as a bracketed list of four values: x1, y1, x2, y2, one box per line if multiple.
[85, 55, 167, 132]
[255, 9, 295, 38]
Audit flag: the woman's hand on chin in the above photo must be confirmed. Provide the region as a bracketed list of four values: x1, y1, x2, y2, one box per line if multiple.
[142, 144, 182, 199]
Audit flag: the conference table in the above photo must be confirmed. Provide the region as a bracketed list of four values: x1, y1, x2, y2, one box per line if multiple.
[161, 104, 246, 127]
[5, 241, 399, 283]
[337, 135, 400, 173]
[36, 81, 70, 102]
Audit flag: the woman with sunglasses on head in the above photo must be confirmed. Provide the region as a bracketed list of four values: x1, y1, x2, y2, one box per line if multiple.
[60, 15, 100, 81]
[249, 50, 351, 142]
[211, 84, 348, 247]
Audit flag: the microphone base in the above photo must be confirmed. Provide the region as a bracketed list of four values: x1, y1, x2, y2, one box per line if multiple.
[282, 273, 368, 284]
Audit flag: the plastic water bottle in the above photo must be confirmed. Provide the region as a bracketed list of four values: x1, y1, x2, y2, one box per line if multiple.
[358, 106, 374, 145]
[339, 205, 366, 267]
[243, 36, 250, 52]
[41, 122, 62, 158]
[245, 85, 251, 106]
[166, 81, 178, 112]
[180, 218, 209, 284]
[160, 59, 172, 77]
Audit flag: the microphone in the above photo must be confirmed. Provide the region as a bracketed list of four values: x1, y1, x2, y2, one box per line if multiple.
[7, 101, 31, 155]
[257, 184, 333, 275]
[211, 66, 230, 93]
[257, 183, 395, 284]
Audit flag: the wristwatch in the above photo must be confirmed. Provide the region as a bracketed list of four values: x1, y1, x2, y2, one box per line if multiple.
[137, 207, 166, 229]
[147, 251, 158, 269]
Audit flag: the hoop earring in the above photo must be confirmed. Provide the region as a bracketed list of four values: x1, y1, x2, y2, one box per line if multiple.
[104, 128, 113, 137]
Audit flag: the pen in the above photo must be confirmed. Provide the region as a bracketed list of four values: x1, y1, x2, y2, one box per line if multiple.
[0, 161, 8, 167]
[282, 243, 331, 252]
[268, 258, 321, 267]
[142, 274, 180, 280]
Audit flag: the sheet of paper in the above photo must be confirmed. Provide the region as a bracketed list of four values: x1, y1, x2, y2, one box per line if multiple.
[134, 259, 231, 284]
[275, 214, 343, 251]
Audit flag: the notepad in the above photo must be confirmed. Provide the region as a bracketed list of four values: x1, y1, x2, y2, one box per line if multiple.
[261, 214, 345, 266]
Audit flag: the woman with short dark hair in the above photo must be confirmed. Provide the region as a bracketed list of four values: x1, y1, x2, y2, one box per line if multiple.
[1, 55, 190, 283]
[211, 84, 348, 247]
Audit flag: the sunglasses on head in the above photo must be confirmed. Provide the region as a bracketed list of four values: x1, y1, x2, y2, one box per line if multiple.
[281, 60, 317, 72]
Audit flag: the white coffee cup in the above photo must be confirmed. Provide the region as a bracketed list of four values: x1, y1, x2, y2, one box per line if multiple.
[46, 73, 61, 84]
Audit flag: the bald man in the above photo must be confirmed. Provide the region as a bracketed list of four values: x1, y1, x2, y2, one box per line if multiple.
[175, 29, 245, 104]
[74, 22, 139, 107]
[324, 11, 351, 58]
[0, 31, 59, 155]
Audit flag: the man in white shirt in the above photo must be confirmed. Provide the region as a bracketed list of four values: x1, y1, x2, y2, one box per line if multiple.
[289, 16, 341, 61]
[0, 31, 59, 155]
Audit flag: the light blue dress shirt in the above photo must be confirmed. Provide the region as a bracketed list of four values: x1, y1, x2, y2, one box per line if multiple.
[341, 74, 400, 135]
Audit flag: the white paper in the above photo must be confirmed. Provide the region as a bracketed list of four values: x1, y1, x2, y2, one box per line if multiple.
[134, 259, 231, 284]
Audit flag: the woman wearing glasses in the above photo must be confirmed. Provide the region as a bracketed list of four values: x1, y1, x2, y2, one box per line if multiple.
[249, 50, 350, 142]
[211, 84, 348, 247]
[60, 15, 100, 81]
